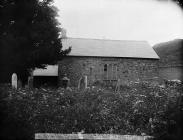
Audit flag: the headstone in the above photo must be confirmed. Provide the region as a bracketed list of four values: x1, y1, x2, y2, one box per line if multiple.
[62, 74, 70, 89]
[78, 75, 88, 90]
[11, 73, 17, 89]
[84, 75, 88, 89]
[28, 76, 33, 89]
[78, 76, 84, 90]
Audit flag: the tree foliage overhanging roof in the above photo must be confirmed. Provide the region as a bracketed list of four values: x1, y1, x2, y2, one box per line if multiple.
[0, 0, 71, 83]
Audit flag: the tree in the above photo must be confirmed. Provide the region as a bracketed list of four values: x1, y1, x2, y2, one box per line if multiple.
[158, 0, 183, 9]
[0, 0, 71, 84]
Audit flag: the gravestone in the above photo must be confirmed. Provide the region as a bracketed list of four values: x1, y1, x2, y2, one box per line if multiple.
[28, 76, 33, 89]
[62, 74, 70, 89]
[78, 76, 83, 90]
[78, 75, 87, 90]
[11, 73, 18, 89]
[84, 75, 87, 89]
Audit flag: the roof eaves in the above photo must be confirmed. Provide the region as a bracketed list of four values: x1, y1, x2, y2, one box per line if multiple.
[67, 55, 160, 60]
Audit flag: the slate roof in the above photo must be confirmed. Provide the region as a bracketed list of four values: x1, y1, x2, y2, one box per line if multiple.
[33, 65, 58, 76]
[62, 38, 159, 59]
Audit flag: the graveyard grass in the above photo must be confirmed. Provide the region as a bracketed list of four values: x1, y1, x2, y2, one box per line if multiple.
[0, 81, 183, 140]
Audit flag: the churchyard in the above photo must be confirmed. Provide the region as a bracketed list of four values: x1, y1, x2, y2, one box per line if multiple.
[0, 80, 183, 140]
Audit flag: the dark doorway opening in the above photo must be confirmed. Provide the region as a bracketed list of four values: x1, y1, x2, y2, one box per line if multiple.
[33, 76, 58, 88]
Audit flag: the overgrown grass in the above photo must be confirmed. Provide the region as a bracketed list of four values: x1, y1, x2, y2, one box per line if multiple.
[0, 81, 183, 140]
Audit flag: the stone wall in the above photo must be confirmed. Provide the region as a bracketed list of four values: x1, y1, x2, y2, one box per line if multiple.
[158, 66, 183, 81]
[58, 56, 159, 87]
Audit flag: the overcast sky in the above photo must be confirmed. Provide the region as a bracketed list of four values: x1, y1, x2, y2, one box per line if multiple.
[53, 0, 183, 46]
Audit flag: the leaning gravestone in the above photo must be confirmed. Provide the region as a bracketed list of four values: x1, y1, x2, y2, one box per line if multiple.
[12, 73, 18, 89]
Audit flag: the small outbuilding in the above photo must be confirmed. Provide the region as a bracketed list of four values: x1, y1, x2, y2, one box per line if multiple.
[33, 65, 58, 87]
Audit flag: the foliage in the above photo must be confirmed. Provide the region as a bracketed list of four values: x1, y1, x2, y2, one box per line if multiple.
[158, 0, 183, 8]
[172, 0, 183, 8]
[0, 81, 183, 139]
[0, 0, 71, 83]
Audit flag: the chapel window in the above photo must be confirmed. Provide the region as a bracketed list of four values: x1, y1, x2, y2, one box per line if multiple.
[104, 64, 108, 80]
[104, 64, 107, 71]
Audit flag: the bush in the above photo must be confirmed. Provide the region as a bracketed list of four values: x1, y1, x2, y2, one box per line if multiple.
[0, 81, 182, 139]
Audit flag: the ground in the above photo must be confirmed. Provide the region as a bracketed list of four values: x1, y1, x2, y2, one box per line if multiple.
[0, 81, 183, 140]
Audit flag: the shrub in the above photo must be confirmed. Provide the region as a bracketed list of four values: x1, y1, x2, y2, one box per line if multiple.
[0, 81, 182, 139]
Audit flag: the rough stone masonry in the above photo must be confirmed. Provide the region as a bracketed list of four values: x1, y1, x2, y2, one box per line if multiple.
[58, 56, 159, 87]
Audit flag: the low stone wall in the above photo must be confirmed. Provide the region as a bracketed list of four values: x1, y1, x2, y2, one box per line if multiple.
[35, 133, 153, 140]
[158, 66, 183, 81]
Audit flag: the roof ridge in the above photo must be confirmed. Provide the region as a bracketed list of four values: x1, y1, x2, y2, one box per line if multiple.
[63, 37, 148, 43]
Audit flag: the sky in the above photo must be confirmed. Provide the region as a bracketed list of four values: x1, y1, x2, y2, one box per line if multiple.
[53, 0, 183, 46]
